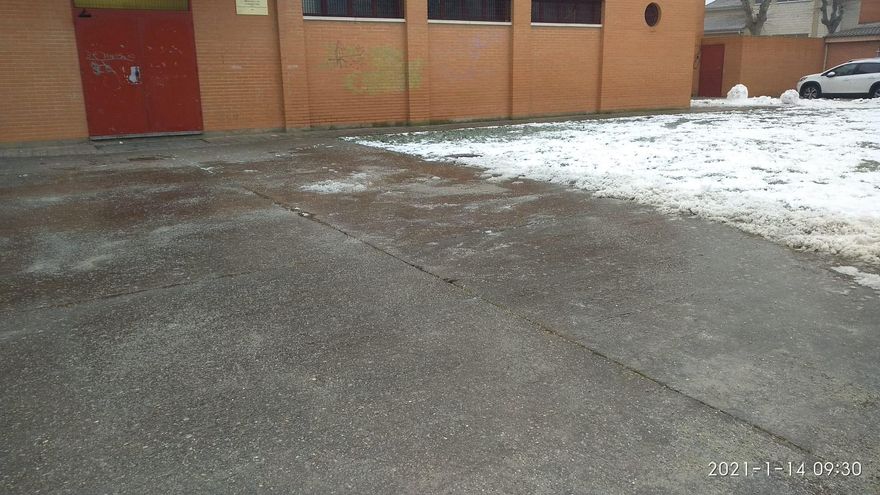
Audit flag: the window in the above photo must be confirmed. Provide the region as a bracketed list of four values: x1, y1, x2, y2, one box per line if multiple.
[829, 64, 858, 77]
[303, 0, 403, 18]
[855, 63, 880, 75]
[428, 0, 510, 22]
[73, 0, 188, 9]
[531, 0, 600, 24]
[644, 3, 660, 26]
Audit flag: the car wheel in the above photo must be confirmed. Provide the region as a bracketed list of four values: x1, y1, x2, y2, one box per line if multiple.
[800, 83, 821, 99]
[871, 84, 880, 99]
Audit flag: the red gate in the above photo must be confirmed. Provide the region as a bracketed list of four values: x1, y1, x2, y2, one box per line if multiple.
[698, 44, 725, 98]
[73, 4, 203, 139]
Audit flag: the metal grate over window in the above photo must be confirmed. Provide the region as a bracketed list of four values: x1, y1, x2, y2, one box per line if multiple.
[303, 0, 404, 18]
[531, 0, 600, 24]
[428, 0, 510, 22]
[73, 0, 189, 10]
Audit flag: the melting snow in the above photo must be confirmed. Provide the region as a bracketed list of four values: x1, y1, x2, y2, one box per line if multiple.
[352, 102, 880, 272]
[833, 266, 880, 291]
[301, 172, 370, 194]
[692, 96, 877, 109]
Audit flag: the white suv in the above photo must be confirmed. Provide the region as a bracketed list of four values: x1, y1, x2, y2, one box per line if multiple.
[797, 58, 880, 99]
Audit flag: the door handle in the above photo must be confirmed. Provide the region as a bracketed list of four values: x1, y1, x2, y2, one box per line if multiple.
[128, 66, 141, 85]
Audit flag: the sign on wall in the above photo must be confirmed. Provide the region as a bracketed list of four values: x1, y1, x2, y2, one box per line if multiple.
[236, 0, 268, 15]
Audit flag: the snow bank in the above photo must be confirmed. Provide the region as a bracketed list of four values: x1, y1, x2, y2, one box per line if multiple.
[692, 96, 880, 109]
[353, 106, 880, 264]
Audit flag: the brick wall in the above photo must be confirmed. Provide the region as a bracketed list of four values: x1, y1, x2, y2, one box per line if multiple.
[826, 40, 880, 68]
[303, 21, 409, 126]
[698, 35, 824, 97]
[528, 27, 602, 115]
[739, 36, 825, 96]
[860, 0, 880, 23]
[703, 36, 745, 96]
[0, 2, 88, 143]
[191, 0, 284, 132]
[1, 0, 704, 143]
[600, 0, 702, 111]
[428, 24, 512, 121]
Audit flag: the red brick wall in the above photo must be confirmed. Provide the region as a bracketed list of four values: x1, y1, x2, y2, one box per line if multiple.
[529, 27, 602, 115]
[698, 35, 824, 97]
[428, 24, 512, 121]
[600, 0, 702, 111]
[191, 1, 284, 132]
[860, 0, 880, 23]
[0, 2, 88, 143]
[1, 1, 706, 143]
[303, 21, 409, 126]
[826, 41, 880, 68]
[739, 36, 825, 96]
[700, 36, 744, 96]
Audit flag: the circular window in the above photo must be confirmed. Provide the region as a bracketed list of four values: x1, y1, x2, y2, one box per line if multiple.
[645, 3, 661, 26]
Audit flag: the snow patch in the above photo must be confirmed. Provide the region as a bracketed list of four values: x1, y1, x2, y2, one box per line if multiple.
[353, 106, 880, 264]
[833, 266, 880, 291]
[727, 84, 749, 101]
[301, 172, 370, 194]
[692, 96, 880, 109]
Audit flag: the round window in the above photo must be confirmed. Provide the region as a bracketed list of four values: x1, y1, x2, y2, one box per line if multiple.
[645, 3, 661, 26]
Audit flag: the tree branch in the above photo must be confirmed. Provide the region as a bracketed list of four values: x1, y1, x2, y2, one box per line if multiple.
[819, 0, 845, 34]
[740, 0, 773, 35]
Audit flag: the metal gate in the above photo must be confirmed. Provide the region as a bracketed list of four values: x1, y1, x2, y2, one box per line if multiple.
[698, 44, 725, 98]
[72, 1, 203, 139]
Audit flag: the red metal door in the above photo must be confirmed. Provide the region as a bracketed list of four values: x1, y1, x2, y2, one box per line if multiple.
[140, 11, 203, 134]
[74, 10, 150, 137]
[73, 7, 202, 138]
[698, 44, 725, 98]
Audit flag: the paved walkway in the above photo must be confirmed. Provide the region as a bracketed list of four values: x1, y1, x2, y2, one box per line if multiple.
[1, 130, 877, 493]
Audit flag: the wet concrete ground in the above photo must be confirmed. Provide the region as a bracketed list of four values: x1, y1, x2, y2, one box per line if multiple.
[1, 129, 878, 494]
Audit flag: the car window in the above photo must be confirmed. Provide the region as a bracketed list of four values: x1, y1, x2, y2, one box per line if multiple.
[831, 64, 858, 77]
[855, 63, 880, 75]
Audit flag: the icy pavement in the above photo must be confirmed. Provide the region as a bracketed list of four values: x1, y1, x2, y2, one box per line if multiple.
[353, 102, 880, 276]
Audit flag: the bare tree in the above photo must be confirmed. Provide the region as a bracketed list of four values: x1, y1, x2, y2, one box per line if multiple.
[739, 0, 775, 35]
[819, 0, 845, 35]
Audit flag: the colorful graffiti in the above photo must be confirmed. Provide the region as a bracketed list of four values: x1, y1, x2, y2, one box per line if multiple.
[324, 42, 422, 95]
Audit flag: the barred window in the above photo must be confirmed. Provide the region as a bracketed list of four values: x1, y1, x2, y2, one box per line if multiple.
[428, 0, 511, 22]
[531, 0, 601, 24]
[303, 0, 403, 18]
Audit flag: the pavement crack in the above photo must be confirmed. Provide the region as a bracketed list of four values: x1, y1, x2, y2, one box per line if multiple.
[242, 184, 828, 464]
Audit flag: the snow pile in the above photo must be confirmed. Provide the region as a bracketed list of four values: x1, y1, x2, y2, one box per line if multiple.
[301, 172, 370, 194]
[780, 89, 800, 105]
[727, 84, 749, 101]
[833, 266, 880, 291]
[354, 106, 880, 264]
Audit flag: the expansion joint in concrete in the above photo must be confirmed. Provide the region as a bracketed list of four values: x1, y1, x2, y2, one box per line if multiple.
[241, 183, 827, 463]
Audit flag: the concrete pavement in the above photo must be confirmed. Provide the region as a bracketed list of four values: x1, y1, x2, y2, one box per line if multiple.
[1, 129, 878, 493]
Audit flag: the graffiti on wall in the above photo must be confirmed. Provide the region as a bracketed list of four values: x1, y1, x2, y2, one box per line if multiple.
[325, 41, 366, 69]
[323, 42, 422, 95]
[87, 51, 134, 76]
